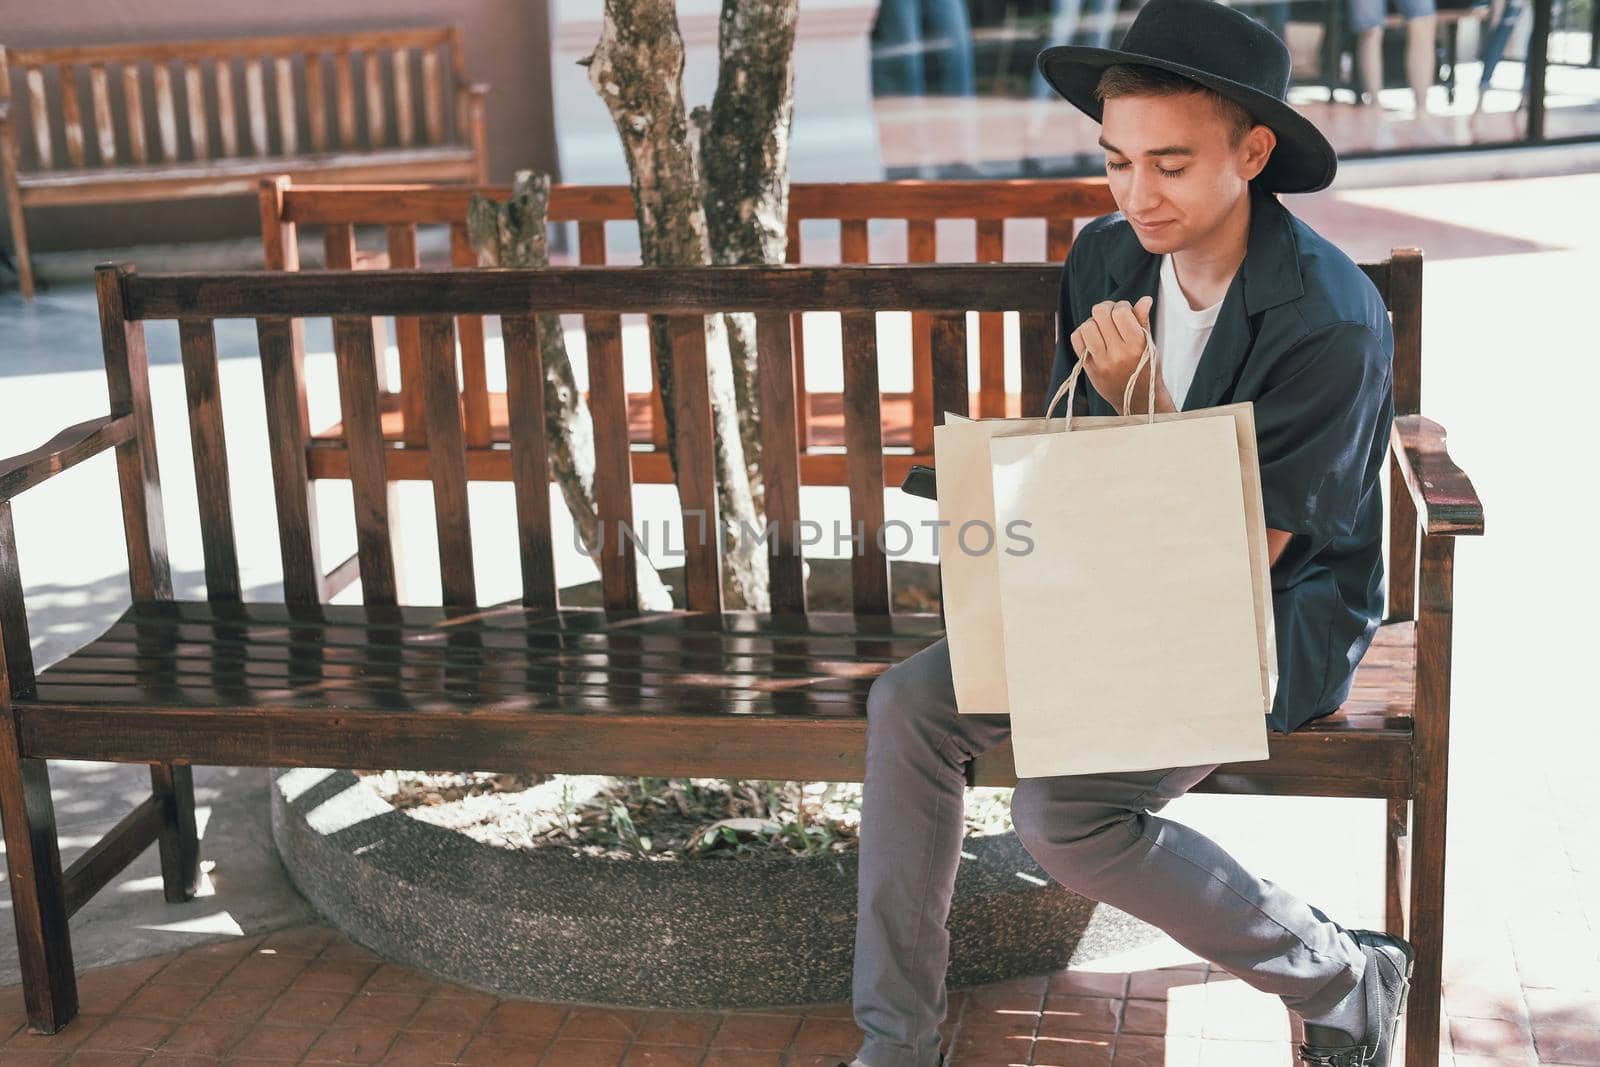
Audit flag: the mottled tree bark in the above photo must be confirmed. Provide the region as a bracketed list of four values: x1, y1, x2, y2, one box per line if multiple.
[692, 0, 800, 519]
[468, 172, 674, 612]
[580, 0, 769, 611]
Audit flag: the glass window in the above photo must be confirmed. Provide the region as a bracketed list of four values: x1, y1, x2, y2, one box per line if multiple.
[864, 0, 1600, 175]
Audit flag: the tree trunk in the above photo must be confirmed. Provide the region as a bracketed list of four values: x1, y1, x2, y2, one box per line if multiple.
[581, 0, 769, 611]
[467, 172, 675, 612]
[692, 0, 800, 520]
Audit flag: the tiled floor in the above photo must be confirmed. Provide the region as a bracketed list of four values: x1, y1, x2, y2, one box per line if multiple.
[0, 921, 1291, 1065]
[4, 911, 1598, 1065]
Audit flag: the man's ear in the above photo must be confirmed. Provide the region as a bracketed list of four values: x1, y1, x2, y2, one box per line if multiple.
[1240, 124, 1277, 182]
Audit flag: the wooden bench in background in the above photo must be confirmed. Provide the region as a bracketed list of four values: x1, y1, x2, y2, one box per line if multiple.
[259, 175, 1120, 598]
[0, 27, 488, 300]
[0, 256, 1480, 1067]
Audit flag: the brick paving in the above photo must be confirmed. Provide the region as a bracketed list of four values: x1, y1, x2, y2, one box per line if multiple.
[2, 909, 1597, 1065]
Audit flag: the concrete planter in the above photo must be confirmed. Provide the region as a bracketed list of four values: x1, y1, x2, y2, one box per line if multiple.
[270, 764, 1160, 1007]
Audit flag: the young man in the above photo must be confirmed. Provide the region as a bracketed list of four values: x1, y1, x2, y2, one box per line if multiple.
[842, 1, 1405, 1066]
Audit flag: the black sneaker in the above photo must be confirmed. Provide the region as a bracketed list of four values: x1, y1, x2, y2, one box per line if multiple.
[1298, 929, 1416, 1066]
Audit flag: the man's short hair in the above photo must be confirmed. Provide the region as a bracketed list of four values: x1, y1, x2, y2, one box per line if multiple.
[1094, 63, 1256, 146]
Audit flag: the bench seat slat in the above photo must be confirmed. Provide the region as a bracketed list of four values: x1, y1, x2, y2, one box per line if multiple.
[42, 645, 914, 687]
[27, 656, 1412, 731]
[14, 146, 478, 202]
[26, 667, 1406, 729]
[16, 603, 1415, 788]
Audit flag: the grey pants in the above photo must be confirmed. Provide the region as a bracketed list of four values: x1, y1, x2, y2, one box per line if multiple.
[852, 637, 1366, 1067]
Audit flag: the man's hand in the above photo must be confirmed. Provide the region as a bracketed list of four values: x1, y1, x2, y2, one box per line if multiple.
[1070, 295, 1164, 414]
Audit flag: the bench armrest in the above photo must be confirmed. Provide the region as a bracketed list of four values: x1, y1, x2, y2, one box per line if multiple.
[456, 78, 491, 99]
[1389, 414, 1484, 537]
[0, 415, 135, 504]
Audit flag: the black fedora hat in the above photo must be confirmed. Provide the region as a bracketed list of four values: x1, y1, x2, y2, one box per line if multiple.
[1036, 0, 1337, 193]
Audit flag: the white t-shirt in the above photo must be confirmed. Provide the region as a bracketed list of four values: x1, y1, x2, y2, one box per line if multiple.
[1153, 253, 1223, 410]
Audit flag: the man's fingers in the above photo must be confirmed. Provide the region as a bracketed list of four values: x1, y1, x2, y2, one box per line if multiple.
[1077, 319, 1108, 362]
[1133, 294, 1154, 328]
[1091, 301, 1121, 347]
[1112, 301, 1144, 346]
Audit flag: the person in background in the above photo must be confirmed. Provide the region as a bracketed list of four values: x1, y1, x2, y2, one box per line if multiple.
[1029, 0, 1122, 100]
[1349, 0, 1440, 113]
[871, 0, 977, 97]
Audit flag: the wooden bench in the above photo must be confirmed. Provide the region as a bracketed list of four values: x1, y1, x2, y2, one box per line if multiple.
[260, 175, 1120, 600]
[0, 28, 488, 299]
[0, 256, 1480, 1067]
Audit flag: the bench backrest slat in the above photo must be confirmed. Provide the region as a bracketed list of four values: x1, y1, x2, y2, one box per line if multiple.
[152, 63, 179, 161]
[59, 64, 86, 167]
[256, 316, 323, 603]
[214, 59, 238, 157]
[393, 50, 415, 147]
[668, 315, 724, 614]
[1019, 311, 1056, 421]
[384, 223, 427, 446]
[976, 219, 1007, 418]
[929, 311, 970, 422]
[502, 315, 559, 613]
[583, 313, 641, 614]
[755, 311, 806, 615]
[448, 221, 494, 449]
[275, 56, 298, 156]
[421, 51, 444, 145]
[89, 64, 116, 165]
[333, 51, 359, 148]
[177, 318, 242, 602]
[4, 27, 468, 173]
[363, 49, 386, 149]
[243, 58, 268, 157]
[183, 62, 208, 160]
[122, 64, 147, 163]
[26, 67, 52, 168]
[841, 310, 888, 615]
[304, 52, 328, 153]
[329, 313, 399, 606]
[418, 315, 477, 608]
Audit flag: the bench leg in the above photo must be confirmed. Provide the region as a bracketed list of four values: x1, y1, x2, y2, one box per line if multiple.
[4, 193, 33, 301]
[1385, 796, 1410, 938]
[149, 761, 201, 903]
[0, 740, 78, 1034]
[1404, 789, 1446, 1067]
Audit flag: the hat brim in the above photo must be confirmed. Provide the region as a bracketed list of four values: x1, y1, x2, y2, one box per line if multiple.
[1036, 45, 1337, 194]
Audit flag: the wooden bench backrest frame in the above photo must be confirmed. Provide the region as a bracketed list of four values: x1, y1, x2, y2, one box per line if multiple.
[100, 261, 1062, 618]
[83, 252, 1426, 620]
[260, 177, 1124, 456]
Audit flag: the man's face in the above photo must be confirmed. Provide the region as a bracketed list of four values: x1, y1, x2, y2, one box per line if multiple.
[1098, 92, 1266, 255]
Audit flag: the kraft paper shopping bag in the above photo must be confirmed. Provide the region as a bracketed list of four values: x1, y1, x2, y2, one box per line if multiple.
[933, 329, 1274, 777]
